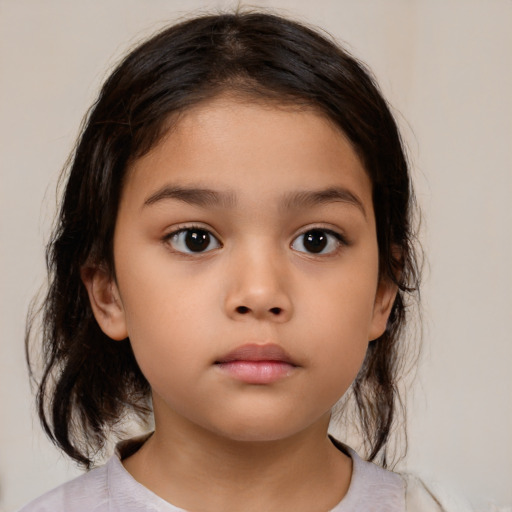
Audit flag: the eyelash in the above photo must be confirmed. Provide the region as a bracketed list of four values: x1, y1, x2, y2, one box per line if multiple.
[291, 228, 347, 256]
[163, 225, 348, 256]
[163, 224, 222, 254]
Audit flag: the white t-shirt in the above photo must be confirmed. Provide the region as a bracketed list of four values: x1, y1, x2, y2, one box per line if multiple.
[18, 445, 403, 511]
[17, 439, 479, 512]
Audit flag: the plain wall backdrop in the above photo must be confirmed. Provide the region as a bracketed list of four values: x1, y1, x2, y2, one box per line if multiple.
[1, 0, 511, 510]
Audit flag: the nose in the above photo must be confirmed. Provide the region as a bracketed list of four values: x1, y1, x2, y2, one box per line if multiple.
[224, 246, 293, 323]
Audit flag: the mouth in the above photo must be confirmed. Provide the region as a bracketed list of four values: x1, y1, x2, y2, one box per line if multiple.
[214, 343, 298, 384]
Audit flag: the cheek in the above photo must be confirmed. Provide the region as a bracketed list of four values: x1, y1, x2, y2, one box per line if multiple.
[301, 263, 379, 338]
[299, 267, 378, 383]
[116, 255, 220, 369]
[118, 246, 214, 327]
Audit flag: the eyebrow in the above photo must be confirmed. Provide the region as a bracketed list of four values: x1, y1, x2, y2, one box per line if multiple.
[143, 185, 236, 209]
[281, 187, 367, 217]
[143, 184, 366, 217]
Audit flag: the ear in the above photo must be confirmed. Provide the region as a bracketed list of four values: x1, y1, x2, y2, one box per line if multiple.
[81, 265, 128, 341]
[368, 276, 398, 342]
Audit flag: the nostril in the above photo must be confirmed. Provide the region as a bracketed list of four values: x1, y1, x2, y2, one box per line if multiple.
[236, 306, 250, 314]
[269, 307, 282, 315]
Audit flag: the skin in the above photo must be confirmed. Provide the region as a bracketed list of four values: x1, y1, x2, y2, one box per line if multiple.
[83, 96, 397, 512]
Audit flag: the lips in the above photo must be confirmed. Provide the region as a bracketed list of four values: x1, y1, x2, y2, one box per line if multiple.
[215, 343, 295, 365]
[215, 344, 298, 384]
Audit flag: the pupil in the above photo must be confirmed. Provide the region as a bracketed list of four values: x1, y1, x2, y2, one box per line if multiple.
[304, 230, 327, 253]
[185, 230, 210, 252]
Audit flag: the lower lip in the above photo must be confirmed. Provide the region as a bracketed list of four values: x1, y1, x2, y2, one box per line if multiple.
[216, 361, 296, 384]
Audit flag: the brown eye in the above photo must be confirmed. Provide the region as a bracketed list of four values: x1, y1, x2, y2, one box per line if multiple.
[303, 230, 327, 253]
[168, 228, 221, 253]
[291, 229, 342, 255]
[185, 230, 210, 252]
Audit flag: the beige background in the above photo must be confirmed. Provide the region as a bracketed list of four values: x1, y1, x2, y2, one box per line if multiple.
[1, 0, 511, 510]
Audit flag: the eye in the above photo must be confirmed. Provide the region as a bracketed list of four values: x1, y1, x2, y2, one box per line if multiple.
[166, 227, 221, 254]
[291, 229, 343, 255]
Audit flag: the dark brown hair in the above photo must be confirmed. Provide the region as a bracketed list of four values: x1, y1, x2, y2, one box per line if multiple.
[26, 10, 421, 469]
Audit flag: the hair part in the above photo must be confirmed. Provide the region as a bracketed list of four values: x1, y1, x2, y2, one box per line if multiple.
[26, 10, 421, 469]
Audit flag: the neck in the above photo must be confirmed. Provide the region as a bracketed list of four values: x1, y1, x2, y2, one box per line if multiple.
[123, 407, 352, 512]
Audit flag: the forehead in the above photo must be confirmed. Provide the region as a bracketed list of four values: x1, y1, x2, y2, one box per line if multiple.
[122, 97, 373, 214]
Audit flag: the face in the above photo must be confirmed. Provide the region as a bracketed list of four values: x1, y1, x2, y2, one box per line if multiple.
[86, 97, 396, 443]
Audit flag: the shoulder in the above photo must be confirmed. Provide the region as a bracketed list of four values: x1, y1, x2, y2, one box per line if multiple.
[344, 453, 476, 512]
[332, 444, 406, 511]
[331, 441, 484, 512]
[17, 462, 109, 512]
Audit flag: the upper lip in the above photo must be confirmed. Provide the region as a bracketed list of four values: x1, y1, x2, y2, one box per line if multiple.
[215, 343, 297, 365]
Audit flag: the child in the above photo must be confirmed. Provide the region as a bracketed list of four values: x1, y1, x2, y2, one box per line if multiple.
[21, 10, 440, 512]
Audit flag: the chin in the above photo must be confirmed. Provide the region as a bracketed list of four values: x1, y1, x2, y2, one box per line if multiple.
[206, 415, 317, 445]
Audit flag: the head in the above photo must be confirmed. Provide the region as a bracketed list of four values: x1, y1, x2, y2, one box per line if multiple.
[27, 11, 420, 468]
